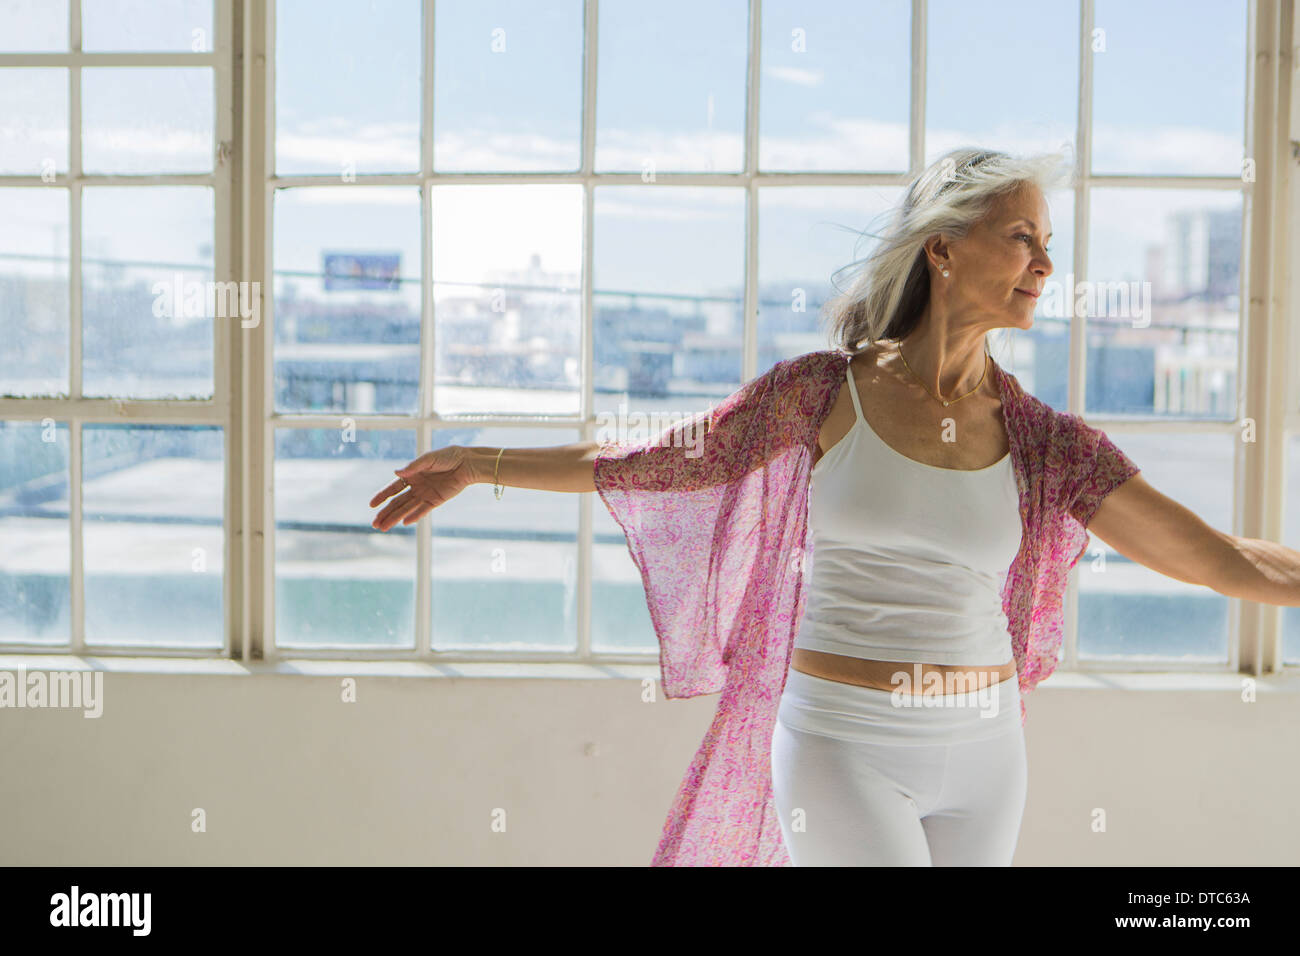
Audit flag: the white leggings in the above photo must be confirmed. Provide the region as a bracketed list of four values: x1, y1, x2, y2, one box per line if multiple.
[771, 667, 1027, 866]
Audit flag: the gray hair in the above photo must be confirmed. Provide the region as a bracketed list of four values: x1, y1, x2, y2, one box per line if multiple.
[821, 147, 1074, 357]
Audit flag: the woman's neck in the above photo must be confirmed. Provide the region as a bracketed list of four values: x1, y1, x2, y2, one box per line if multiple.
[890, 329, 990, 401]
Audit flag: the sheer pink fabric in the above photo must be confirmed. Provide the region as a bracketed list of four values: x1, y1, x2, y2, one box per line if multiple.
[594, 348, 1141, 866]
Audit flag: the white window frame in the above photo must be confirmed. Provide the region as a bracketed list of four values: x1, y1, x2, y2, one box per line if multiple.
[0, 0, 235, 658]
[1061, 0, 1293, 677]
[1, 0, 1294, 682]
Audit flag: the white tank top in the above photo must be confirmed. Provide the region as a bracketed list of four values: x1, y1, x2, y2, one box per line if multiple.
[793, 360, 1023, 665]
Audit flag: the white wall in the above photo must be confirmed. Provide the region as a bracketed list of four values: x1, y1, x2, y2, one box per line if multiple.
[1, 660, 1297, 865]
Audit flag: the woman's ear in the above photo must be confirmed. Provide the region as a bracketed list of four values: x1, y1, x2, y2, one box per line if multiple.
[924, 234, 951, 272]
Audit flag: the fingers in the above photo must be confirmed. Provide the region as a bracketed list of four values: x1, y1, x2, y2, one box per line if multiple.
[373, 486, 443, 531]
[373, 490, 416, 530]
[371, 456, 460, 530]
[369, 477, 407, 508]
[385, 497, 424, 529]
[401, 502, 433, 525]
[396, 488, 445, 526]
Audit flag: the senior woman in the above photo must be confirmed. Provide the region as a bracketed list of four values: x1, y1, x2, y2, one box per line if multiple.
[368, 149, 1300, 867]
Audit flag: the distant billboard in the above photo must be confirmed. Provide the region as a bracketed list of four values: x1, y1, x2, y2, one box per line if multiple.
[322, 252, 401, 291]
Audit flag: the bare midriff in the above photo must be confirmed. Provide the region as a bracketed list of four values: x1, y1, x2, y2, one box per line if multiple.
[791, 648, 1016, 693]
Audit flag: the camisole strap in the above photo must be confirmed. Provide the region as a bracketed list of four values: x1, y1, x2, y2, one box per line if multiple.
[845, 359, 866, 425]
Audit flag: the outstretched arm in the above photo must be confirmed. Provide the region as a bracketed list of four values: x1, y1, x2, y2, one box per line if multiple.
[1086, 472, 1300, 607]
[460, 441, 606, 494]
[369, 441, 606, 530]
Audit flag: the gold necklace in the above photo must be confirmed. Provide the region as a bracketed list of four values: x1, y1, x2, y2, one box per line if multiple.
[895, 341, 988, 407]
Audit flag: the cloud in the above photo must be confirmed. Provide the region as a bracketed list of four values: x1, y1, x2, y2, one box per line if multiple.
[763, 64, 824, 88]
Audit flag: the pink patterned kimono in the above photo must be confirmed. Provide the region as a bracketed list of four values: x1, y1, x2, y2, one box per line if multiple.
[593, 347, 1141, 866]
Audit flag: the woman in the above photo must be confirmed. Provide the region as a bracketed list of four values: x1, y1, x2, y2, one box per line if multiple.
[368, 149, 1300, 866]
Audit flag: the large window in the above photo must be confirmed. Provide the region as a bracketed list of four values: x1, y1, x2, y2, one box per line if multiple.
[1, 0, 1295, 676]
[0, 0, 228, 652]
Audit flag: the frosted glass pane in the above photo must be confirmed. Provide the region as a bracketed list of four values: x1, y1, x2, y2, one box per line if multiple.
[82, 68, 214, 174]
[82, 0, 213, 51]
[428, 428, 579, 652]
[433, 0, 583, 172]
[83, 425, 224, 648]
[0, 420, 70, 644]
[1078, 431, 1233, 663]
[1285, 436, 1300, 665]
[273, 186, 421, 414]
[275, 427, 417, 648]
[0, 188, 69, 397]
[0, 0, 67, 51]
[1086, 188, 1241, 418]
[430, 184, 582, 416]
[0, 69, 68, 175]
[592, 185, 744, 417]
[927, 0, 1078, 164]
[275, 0, 420, 174]
[760, 0, 910, 172]
[756, 185, 902, 364]
[82, 186, 215, 399]
[1091, 0, 1247, 175]
[595, 0, 747, 173]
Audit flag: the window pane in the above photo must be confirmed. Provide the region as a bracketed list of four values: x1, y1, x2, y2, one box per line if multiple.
[0, 188, 69, 397]
[0, 420, 70, 644]
[433, 0, 583, 172]
[273, 186, 421, 414]
[1086, 188, 1240, 417]
[1091, 0, 1247, 176]
[1077, 431, 1233, 663]
[757, 186, 902, 364]
[595, 0, 748, 173]
[759, 0, 909, 172]
[430, 427, 578, 652]
[274, 427, 416, 649]
[82, 0, 213, 51]
[593, 185, 745, 417]
[0, 0, 66, 51]
[83, 425, 224, 647]
[1285, 435, 1300, 665]
[0, 69, 68, 175]
[927, 0, 1079, 164]
[82, 186, 214, 399]
[431, 184, 582, 416]
[275, 0, 420, 175]
[82, 68, 214, 174]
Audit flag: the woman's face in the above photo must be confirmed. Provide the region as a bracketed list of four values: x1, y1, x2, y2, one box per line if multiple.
[929, 183, 1054, 331]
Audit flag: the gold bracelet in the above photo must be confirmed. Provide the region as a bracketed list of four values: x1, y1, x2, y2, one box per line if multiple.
[492, 447, 505, 500]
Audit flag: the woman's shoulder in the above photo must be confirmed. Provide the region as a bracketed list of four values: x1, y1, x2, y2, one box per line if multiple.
[736, 350, 853, 441]
[993, 367, 1109, 451]
[774, 347, 854, 384]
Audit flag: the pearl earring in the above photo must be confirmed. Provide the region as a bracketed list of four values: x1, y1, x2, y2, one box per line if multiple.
[941, 268, 950, 277]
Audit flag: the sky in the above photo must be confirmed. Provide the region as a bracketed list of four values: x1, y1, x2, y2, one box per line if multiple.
[0, 0, 1250, 303]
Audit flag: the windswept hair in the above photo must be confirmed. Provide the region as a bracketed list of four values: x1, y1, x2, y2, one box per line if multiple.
[821, 148, 1074, 358]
